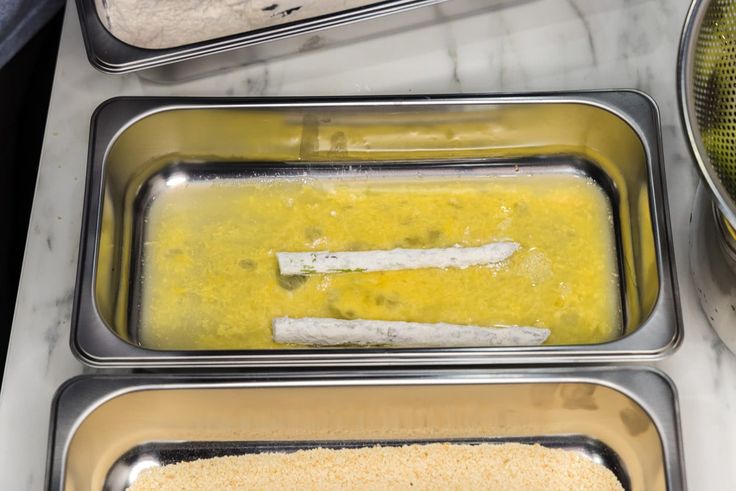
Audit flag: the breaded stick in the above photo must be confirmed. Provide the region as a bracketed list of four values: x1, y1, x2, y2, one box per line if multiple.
[277, 242, 519, 275]
[272, 317, 550, 347]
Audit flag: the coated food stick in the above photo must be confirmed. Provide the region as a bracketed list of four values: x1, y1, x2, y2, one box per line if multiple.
[272, 317, 550, 347]
[276, 242, 520, 275]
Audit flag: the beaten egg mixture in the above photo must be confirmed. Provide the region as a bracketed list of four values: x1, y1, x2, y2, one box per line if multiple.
[139, 173, 621, 349]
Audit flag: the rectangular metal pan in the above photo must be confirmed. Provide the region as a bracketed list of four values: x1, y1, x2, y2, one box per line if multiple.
[74, 0, 503, 82]
[45, 367, 685, 490]
[71, 91, 681, 367]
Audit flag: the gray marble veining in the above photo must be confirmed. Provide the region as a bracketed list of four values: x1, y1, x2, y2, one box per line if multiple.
[1, 0, 734, 488]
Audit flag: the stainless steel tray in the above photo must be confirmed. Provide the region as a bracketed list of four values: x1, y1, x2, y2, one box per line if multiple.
[71, 91, 681, 367]
[74, 0, 500, 82]
[45, 367, 685, 490]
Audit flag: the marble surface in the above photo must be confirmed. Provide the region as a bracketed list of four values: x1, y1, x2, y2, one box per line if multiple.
[1, 0, 735, 488]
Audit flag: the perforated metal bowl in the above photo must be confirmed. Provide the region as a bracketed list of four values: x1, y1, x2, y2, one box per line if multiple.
[680, 0, 736, 235]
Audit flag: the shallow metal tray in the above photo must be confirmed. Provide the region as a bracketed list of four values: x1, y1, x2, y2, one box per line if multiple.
[72, 91, 681, 367]
[45, 367, 685, 490]
[74, 0, 502, 82]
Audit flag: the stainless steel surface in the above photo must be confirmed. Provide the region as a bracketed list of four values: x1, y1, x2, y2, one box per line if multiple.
[714, 207, 736, 270]
[679, 0, 736, 228]
[689, 183, 736, 350]
[74, 0, 500, 82]
[72, 91, 681, 367]
[46, 368, 685, 491]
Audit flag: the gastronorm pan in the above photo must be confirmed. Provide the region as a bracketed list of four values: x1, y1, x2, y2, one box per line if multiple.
[71, 91, 681, 367]
[45, 367, 685, 490]
[75, 0, 501, 82]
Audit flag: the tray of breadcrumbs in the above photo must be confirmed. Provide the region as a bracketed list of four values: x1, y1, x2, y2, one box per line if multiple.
[46, 367, 684, 490]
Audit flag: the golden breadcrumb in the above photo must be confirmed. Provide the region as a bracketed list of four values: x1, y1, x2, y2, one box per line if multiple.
[128, 442, 624, 491]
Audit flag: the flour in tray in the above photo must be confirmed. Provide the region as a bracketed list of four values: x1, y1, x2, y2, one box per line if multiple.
[99, 0, 381, 49]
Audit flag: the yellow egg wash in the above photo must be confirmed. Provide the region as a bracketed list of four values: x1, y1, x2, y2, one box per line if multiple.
[139, 173, 621, 349]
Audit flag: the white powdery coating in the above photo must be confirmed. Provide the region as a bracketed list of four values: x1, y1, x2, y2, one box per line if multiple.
[277, 242, 520, 275]
[101, 0, 380, 49]
[272, 317, 550, 347]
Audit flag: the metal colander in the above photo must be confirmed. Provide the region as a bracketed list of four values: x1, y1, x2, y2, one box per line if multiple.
[680, 0, 736, 235]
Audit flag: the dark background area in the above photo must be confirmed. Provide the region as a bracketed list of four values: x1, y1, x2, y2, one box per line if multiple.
[0, 10, 63, 381]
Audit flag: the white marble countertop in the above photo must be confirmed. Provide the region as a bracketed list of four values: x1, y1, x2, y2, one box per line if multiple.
[1, 0, 735, 488]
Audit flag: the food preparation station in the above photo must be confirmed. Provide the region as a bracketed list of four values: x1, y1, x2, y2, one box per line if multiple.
[1, 0, 734, 488]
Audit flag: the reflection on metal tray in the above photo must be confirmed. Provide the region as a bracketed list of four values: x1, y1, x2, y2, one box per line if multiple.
[74, 0, 510, 82]
[45, 367, 684, 490]
[71, 91, 681, 367]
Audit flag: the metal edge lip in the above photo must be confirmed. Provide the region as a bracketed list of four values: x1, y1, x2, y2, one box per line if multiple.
[627, 90, 684, 356]
[74, 0, 449, 74]
[73, 353, 677, 369]
[578, 90, 683, 357]
[46, 366, 686, 491]
[69, 97, 116, 368]
[45, 376, 91, 491]
[678, 0, 736, 227]
[71, 91, 680, 366]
